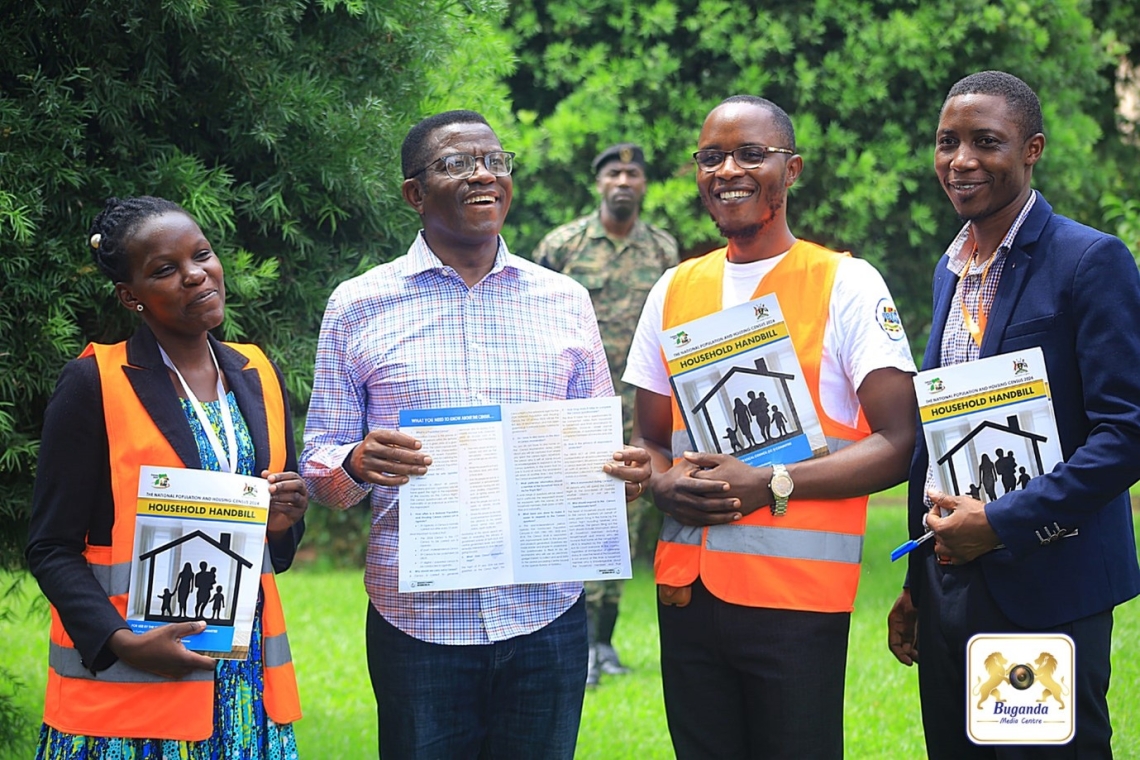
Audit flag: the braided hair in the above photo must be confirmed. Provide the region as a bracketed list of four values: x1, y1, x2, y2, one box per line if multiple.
[87, 196, 186, 283]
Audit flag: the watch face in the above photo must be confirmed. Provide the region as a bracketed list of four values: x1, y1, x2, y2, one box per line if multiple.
[771, 473, 793, 498]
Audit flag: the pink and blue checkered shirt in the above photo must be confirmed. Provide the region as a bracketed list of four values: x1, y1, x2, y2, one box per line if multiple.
[300, 232, 613, 644]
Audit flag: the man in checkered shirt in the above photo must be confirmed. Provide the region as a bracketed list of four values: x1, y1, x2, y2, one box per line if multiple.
[299, 110, 649, 759]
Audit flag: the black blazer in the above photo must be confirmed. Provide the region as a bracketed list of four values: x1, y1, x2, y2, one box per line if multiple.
[907, 193, 1140, 628]
[26, 324, 304, 669]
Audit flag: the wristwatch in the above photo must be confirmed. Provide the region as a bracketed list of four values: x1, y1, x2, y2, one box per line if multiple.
[769, 464, 794, 516]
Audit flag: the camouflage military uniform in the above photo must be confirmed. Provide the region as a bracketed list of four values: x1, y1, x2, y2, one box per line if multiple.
[534, 210, 678, 611]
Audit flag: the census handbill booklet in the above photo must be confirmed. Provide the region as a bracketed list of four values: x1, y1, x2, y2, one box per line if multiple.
[125, 465, 270, 659]
[657, 293, 829, 467]
[397, 397, 631, 593]
[915, 347, 1062, 502]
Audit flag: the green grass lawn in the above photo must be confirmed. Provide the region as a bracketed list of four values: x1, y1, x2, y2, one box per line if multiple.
[3, 501, 1140, 758]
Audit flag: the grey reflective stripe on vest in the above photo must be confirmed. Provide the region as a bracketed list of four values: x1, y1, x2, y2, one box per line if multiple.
[258, 547, 292, 669]
[705, 523, 863, 564]
[659, 515, 702, 546]
[49, 641, 214, 682]
[89, 562, 132, 597]
[263, 632, 292, 669]
[671, 430, 692, 460]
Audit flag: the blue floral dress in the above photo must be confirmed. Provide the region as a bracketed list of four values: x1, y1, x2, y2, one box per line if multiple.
[37, 392, 299, 760]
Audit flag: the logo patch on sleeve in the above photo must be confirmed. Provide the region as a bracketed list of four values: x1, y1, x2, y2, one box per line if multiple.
[876, 298, 905, 341]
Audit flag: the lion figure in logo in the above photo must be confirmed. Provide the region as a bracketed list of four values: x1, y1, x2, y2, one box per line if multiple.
[1034, 652, 1069, 709]
[973, 652, 1010, 709]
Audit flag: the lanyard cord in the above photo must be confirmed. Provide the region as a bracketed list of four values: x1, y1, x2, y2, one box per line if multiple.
[957, 243, 998, 348]
[158, 342, 239, 474]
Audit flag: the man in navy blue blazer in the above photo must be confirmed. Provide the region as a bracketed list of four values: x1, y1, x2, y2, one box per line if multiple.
[887, 70, 1140, 758]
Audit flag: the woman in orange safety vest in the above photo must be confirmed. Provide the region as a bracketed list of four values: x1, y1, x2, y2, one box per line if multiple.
[26, 195, 305, 758]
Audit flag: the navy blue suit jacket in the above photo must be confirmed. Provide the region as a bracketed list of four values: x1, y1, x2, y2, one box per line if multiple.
[907, 193, 1140, 628]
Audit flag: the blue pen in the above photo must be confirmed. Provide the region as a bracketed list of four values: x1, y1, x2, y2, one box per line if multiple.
[890, 530, 934, 562]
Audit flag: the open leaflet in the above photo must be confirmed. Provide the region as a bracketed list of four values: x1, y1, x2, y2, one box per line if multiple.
[396, 397, 630, 593]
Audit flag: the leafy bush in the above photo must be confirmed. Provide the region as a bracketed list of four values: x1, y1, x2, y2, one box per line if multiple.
[0, 0, 511, 565]
[0, 0, 512, 742]
[502, 0, 1140, 356]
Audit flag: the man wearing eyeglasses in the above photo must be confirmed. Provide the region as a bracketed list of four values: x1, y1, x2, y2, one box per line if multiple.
[299, 110, 651, 759]
[534, 142, 678, 687]
[624, 95, 917, 758]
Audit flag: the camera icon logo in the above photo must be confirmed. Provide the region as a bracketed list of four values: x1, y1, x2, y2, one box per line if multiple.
[966, 633, 1074, 745]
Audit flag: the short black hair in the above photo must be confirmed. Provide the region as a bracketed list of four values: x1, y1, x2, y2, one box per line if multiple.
[944, 71, 1043, 140]
[88, 196, 187, 283]
[401, 110, 491, 179]
[718, 95, 796, 152]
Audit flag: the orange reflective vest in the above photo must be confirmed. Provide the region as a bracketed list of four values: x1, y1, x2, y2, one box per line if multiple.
[43, 340, 301, 740]
[655, 240, 871, 613]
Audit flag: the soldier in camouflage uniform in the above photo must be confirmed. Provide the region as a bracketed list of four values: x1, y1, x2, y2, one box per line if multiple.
[534, 143, 679, 686]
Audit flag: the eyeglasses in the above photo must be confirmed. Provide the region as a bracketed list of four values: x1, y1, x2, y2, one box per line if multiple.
[410, 151, 516, 180]
[692, 145, 795, 172]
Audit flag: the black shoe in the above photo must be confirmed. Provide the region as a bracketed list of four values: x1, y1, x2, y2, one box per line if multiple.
[596, 643, 630, 675]
[586, 645, 601, 687]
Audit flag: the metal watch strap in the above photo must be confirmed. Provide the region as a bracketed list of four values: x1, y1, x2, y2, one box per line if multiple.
[771, 463, 791, 516]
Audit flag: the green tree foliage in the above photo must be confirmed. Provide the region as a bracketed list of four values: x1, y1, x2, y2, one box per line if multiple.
[0, 0, 510, 567]
[0, 0, 512, 742]
[502, 0, 1140, 355]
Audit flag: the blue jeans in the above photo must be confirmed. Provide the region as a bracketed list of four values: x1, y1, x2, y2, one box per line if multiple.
[365, 595, 587, 759]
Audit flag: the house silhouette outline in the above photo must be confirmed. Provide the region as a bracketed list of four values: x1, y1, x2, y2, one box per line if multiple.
[138, 530, 253, 625]
[936, 414, 1048, 496]
[690, 357, 802, 454]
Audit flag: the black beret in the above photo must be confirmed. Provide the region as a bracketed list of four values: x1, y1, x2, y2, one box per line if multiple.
[591, 143, 646, 173]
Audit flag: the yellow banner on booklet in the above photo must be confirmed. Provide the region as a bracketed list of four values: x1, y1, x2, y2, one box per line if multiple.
[137, 498, 268, 524]
[920, 379, 1048, 423]
[666, 323, 789, 376]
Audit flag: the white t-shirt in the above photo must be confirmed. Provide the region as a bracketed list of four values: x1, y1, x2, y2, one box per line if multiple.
[623, 252, 916, 429]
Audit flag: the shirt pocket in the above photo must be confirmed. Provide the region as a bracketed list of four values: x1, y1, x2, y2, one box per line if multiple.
[569, 270, 610, 294]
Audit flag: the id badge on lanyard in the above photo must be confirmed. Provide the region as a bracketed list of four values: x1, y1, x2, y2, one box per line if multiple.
[159, 343, 239, 474]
